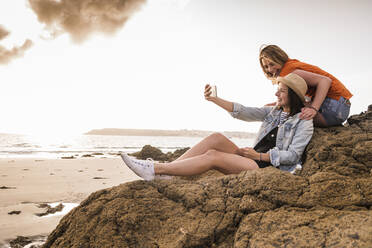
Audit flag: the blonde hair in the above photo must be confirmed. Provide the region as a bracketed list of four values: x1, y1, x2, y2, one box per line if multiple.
[259, 45, 289, 79]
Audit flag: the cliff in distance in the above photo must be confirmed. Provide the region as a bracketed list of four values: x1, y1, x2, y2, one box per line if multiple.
[43, 105, 372, 248]
[85, 128, 256, 139]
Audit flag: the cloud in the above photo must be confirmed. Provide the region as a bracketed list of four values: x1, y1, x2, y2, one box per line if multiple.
[0, 26, 10, 40]
[0, 26, 33, 65]
[28, 0, 147, 43]
[0, 0, 145, 64]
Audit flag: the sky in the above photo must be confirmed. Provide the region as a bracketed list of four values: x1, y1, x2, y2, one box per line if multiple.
[0, 0, 371, 137]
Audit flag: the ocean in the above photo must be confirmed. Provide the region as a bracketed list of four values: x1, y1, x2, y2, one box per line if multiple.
[0, 133, 255, 158]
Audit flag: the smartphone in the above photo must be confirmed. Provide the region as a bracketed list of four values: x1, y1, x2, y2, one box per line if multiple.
[210, 85, 217, 97]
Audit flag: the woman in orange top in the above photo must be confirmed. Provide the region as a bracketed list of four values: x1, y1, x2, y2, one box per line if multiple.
[259, 45, 352, 127]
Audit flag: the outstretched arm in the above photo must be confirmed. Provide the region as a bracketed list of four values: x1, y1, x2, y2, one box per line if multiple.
[204, 84, 234, 112]
[264, 102, 277, 107]
[204, 84, 272, 122]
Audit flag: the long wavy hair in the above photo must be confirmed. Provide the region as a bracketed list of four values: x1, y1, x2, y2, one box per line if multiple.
[259, 45, 289, 79]
[287, 87, 304, 117]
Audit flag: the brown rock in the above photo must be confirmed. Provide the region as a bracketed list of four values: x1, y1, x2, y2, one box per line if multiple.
[36, 203, 64, 217]
[0, 186, 16, 189]
[130, 145, 167, 161]
[8, 210, 21, 215]
[92, 152, 104, 156]
[9, 235, 46, 248]
[301, 107, 372, 178]
[60, 156, 75, 159]
[10, 236, 32, 248]
[130, 145, 190, 162]
[166, 147, 190, 162]
[42, 106, 372, 248]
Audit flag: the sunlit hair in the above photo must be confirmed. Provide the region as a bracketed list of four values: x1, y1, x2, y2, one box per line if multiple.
[259, 45, 289, 79]
[287, 87, 304, 117]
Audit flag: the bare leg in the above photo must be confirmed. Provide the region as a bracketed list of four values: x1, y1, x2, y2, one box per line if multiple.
[155, 149, 259, 176]
[176, 133, 239, 161]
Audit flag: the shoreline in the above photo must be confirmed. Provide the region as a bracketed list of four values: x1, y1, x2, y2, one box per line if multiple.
[0, 156, 139, 246]
[85, 128, 257, 139]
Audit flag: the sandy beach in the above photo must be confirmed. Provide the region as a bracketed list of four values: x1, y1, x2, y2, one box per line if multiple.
[0, 157, 139, 246]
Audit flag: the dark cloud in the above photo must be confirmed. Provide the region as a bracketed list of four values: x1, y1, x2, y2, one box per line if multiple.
[28, 0, 147, 43]
[0, 26, 33, 65]
[0, 0, 145, 64]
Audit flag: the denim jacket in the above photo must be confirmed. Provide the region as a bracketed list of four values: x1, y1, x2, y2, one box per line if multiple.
[230, 103, 314, 172]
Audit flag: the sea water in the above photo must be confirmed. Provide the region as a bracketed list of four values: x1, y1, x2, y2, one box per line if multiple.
[0, 133, 255, 158]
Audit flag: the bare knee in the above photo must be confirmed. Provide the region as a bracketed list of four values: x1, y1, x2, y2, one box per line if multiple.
[204, 149, 220, 165]
[207, 132, 228, 144]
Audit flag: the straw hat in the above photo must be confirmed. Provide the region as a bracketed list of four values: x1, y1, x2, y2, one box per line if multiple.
[275, 73, 308, 103]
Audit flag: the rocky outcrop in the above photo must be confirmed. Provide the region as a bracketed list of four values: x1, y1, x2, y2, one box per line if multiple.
[42, 106, 372, 248]
[300, 105, 372, 178]
[130, 145, 190, 162]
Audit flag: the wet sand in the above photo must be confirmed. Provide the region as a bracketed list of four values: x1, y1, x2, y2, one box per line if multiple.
[0, 157, 139, 246]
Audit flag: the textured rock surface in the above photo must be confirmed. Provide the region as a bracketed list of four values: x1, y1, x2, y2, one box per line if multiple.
[130, 145, 190, 162]
[43, 105, 372, 248]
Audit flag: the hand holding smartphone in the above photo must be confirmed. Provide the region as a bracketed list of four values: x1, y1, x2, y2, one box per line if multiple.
[204, 84, 218, 100]
[210, 85, 217, 97]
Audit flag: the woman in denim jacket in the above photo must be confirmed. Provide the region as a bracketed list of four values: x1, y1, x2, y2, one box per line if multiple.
[121, 73, 314, 180]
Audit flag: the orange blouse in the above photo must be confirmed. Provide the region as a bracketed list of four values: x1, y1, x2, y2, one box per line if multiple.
[279, 59, 352, 101]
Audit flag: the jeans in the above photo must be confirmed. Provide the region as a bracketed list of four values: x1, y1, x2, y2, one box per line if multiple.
[319, 96, 351, 126]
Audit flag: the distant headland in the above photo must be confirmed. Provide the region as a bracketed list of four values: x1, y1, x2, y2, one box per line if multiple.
[85, 128, 256, 139]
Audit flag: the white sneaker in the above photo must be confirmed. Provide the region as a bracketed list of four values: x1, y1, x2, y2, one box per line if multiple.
[146, 158, 173, 180]
[155, 174, 174, 180]
[290, 163, 303, 175]
[146, 158, 174, 180]
[120, 153, 155, 181]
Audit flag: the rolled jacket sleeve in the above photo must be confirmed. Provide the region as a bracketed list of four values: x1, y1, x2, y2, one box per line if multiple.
[230, 103, 273, 122]
[269, 119, 314, 167]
